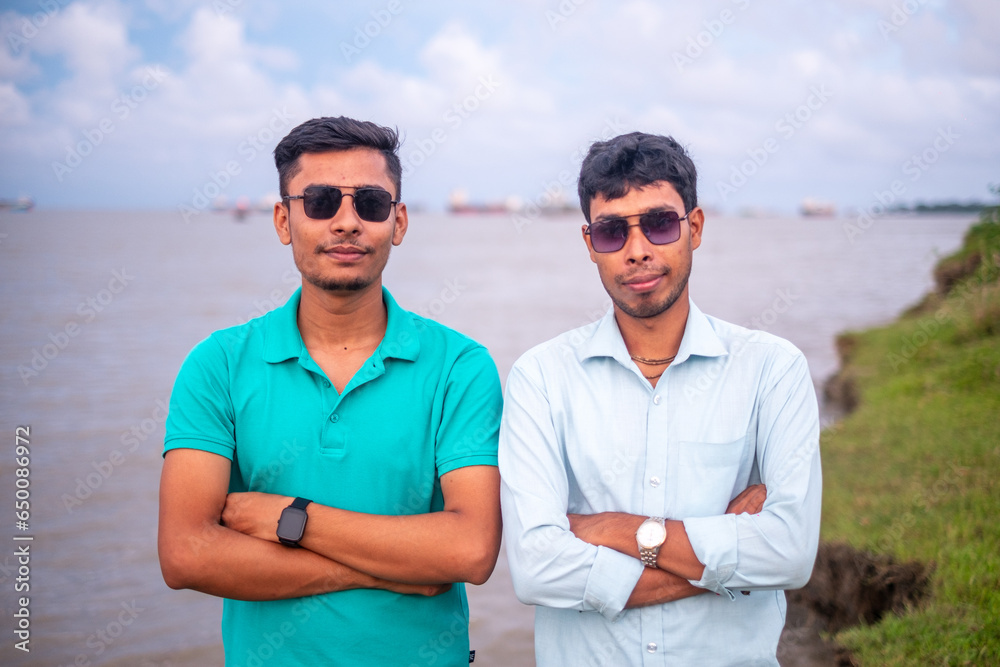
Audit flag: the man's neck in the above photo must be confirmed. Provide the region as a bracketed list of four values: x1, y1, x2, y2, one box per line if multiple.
[296, 279, 388, 354]
[614, 291, 691, 362]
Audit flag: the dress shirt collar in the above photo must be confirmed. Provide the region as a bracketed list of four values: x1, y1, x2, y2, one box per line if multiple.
[578, 298, 728, 368]
[262, 286, 421, 364]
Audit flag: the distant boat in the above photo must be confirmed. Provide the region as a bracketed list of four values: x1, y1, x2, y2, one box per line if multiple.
[447, 188, 508, 214]
[800, 198, 836, 217]
[0, 196, 35, 212]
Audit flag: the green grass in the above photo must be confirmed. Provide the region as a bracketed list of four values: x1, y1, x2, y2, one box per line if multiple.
[819, 205, 1000, 665]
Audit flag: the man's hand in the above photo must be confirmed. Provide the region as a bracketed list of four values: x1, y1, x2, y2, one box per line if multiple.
[726, 484, 766, 515]
[222, 491, 291, 543]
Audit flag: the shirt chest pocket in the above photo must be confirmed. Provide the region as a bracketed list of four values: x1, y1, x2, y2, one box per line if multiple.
[673, 435, 749, 517]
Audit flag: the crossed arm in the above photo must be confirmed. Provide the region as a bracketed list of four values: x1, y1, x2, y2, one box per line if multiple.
[568, 484, 766, 608]
[157, 448, 501, 601]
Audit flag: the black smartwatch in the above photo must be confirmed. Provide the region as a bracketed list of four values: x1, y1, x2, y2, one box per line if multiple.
[276, 497, 312, 547]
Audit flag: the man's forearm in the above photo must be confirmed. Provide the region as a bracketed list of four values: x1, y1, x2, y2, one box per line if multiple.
[222, 466, 502, 586]
[626, 567, 708, 608]
[568, 485, 767, 589]
[161, 519, 446, 601]
[568, 513, 706, 581]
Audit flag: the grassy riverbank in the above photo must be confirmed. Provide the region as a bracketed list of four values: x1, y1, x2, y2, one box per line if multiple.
[819, 205, 1000, 664]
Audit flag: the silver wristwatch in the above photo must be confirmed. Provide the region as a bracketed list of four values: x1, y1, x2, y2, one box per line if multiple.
[636, 517, 667, 568]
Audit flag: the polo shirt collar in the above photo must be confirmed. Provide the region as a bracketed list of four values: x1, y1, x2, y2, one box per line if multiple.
[579, 298, 728, 368]
[262, 286, 420, 364]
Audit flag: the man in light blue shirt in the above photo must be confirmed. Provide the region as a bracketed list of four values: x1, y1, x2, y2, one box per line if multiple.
[499, 131, 822, 666]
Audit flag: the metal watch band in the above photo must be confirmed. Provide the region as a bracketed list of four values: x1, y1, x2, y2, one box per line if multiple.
[638, 516, 666, 568]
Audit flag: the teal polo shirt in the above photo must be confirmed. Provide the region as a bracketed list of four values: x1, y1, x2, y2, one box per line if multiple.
[164, 287, 501, 667]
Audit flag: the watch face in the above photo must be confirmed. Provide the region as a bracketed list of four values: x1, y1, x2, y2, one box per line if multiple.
[637, 520, 666, 549]
[277, 507, 308, 542]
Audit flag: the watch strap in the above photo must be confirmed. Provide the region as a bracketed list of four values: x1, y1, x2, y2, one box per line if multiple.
[289, 497, 312, 510]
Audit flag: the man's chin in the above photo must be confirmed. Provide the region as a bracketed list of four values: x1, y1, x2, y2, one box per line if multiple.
[306, 275, 374, 293]
[612, 295, 673, 319]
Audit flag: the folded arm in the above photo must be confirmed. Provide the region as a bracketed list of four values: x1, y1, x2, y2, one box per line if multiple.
[157, 448, 450, 600]
[569, 484, 767, 607]
[570, 355, 822, 599]
[221, 464, 502, 585]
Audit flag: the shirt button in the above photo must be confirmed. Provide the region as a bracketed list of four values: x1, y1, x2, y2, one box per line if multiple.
[652, 394, 661, 405]
[322, 379, 331, 388]
[329, 414, 339, 423]
[646, 642, 657, 653]
[650, 476, 660, 488]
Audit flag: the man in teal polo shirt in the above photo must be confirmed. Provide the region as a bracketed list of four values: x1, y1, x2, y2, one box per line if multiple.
[158, 116, 502, 666]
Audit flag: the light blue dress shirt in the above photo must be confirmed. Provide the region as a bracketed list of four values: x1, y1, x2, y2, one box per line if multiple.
[499, 300, 822, 666]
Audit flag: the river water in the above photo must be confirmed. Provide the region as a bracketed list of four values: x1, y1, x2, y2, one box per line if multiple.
[0, 209, 975, 666]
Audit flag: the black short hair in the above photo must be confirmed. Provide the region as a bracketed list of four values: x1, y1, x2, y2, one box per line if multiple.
[273, 116, 402, 199]
[577, 132, 698, 222]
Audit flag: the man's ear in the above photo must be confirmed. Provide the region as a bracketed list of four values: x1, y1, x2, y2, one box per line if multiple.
[274, 200, 291, 246]
[688, 207, 704, 251]
[582, 224, 598, 264]
[391, 202, 408, 246]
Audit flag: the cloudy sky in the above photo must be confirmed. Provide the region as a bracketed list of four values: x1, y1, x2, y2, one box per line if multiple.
[1, 0, 997, 213]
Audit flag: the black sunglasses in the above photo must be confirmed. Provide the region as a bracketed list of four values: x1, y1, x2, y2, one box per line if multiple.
[586, 210, 689, 253]
[283, 185, 398, 222]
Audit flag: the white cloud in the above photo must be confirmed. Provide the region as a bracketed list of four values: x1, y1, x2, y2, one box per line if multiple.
[32, 2, 140, 118]
[0, 1, 997, 209]
[0, 82, 31, 126]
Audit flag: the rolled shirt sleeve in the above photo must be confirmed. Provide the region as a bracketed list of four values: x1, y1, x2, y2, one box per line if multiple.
[683, 353, 822, 597]
[500, 362, 644, 621]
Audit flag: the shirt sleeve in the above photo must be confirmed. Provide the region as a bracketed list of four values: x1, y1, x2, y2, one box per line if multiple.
[499, 361, 644, 621]
[163, 335, 237, 460]
[434, 344, 503, 475]
[682, 351, 822, 597]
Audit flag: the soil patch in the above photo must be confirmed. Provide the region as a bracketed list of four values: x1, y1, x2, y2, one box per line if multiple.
[778, 542, 933, 666]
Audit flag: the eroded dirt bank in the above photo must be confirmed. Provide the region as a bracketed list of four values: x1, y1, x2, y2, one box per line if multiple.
[777, 542, 932, 666]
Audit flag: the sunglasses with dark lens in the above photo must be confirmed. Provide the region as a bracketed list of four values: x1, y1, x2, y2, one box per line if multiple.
[586, 210, 689, 253]
[283, 185, 398, 222]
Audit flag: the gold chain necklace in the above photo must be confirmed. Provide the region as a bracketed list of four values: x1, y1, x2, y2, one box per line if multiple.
[643, 370, 664, 380]
[630, 353, 676, 365]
